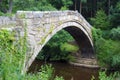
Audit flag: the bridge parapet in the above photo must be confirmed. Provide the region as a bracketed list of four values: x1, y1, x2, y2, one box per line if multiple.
[16, 11, 91, 27]
[16, 11, 92, 38]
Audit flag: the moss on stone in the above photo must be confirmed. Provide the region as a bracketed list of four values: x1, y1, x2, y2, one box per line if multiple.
[38, 24, 55, 45]
[39, 35, 47, 45]
[18, 13, 26, 19]
[0, 23, 16, 28]
[48, 24, 54, 34]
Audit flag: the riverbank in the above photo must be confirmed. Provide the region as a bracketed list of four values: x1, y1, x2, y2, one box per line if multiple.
[69, 58, 100, 68]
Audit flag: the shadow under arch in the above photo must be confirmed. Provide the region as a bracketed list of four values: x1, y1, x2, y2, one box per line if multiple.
[64, 26, 94, 58]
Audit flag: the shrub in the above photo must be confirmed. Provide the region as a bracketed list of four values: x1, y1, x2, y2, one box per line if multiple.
[60, 42, 79, 52]
[92, 28, 102, 42]
[0, 11, 4, 16]
[92, 28, 102, 53]
[95, 38, 120, 70]
[54, 76, 64, 80]
[110, 27, 120, 40]
[25, 64, 64, 80]
[91, 71, 120, 80]
[109, 1, 120, 28]
[0, 29, 26, 80]
[98, 71, 116, 80]
[0, 29, 64, 80]
[92, 28, 120, 70]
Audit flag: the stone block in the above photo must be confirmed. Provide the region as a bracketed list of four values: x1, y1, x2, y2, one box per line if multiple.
[33, 11, 43, 18]
[25, 11, 33, 18]
[0, 19, 2, 24]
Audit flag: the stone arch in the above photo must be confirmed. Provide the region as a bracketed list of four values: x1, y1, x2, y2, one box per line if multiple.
[42, 21, 93, 49]
[25, 21, 94, 71]
[0, 11, 95, 72]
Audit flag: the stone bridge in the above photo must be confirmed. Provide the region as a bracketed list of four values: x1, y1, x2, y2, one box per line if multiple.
[0, 11, 94, 72]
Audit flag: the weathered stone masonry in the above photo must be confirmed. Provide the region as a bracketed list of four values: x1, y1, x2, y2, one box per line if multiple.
[0, 11, 93, 72]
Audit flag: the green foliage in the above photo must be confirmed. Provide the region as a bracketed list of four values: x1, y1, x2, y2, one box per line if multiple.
[48, 0, 73, 10]
[54, 76, 64, 80]
[0, 0, 119, 21]
[95, 38, 120, 69]
[92, 27, 102, 42]
[109, 1, 120, 28]
[109, 27, 120, 40]
[92, 28, 103, 53]
[25, 64, 64, 80]
[0, 0, 73, 14]
[60, 42, 79, 52]
[0, 29, 26, 80]
[98, 71, 116, 80]
[0, 11, 13, 16]
[0, 0, 9, 13]
[14, 0, 56, 11]
[91, 6, 120, 70]
[81, 0, 87, 3]
[0, 11, 4, 16]
[92, 71, 120, 80]
[91, 10, 110, 30]
[61, 6, 68, 10]
[0, 29, 64, 80]
[92, 27, 120, 70]
[0, 0, 57, 14]
[47, 30, 74, 46]
[35, 64, 54, 80]
[61, 0, 73, 8]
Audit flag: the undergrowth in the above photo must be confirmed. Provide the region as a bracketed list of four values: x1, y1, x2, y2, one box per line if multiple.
[0, 29, 64, 80]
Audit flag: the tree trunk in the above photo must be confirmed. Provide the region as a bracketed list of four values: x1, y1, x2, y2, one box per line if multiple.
[7, 0, 13, 13]
[75, 0, 77, 10]
[93, 0, 97, 16]
[80, 0, 82, 13]
[0, 0, 2, 3]
[108, 0, 110, 15]
[91, 9, 93, 17]
[96, 0, 98, 11]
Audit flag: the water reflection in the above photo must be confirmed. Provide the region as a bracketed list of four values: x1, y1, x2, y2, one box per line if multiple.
[28, 59, 99, 80]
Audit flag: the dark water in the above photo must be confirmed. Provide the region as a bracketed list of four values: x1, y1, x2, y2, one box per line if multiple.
[28, 59, 99, 80]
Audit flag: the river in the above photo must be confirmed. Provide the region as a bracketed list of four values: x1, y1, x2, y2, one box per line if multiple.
[28, 59, 99, 80]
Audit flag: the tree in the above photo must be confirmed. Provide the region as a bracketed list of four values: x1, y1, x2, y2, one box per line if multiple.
[108, 0, 111, 15]
[61, 0, 73, 10]
[13, 0, 56, 11]
[109, 1, 120, 28]
[48, 0, 73, 10]
[0, 0, 13, 13]
[8, 0, 13, 13]
[91, 10, 110, 30]
[0, 0, 8, 13]
[74, 0, 77, 10]
[110, 27, 120, 40]
[96, 38, 120, 69]
[79, 0, 87, 13]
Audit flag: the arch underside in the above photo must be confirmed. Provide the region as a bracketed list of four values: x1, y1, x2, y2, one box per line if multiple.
[64, 26, 94, 58]
[40, 21, 94, 59]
